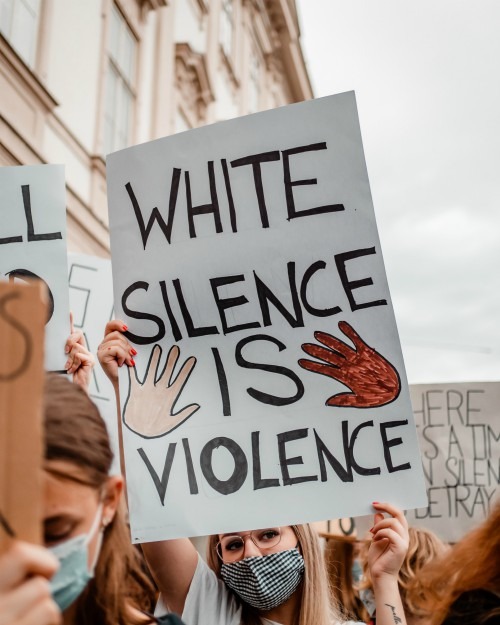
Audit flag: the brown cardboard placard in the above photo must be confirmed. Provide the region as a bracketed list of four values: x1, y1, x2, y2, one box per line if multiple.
[0, 281, 46, 554]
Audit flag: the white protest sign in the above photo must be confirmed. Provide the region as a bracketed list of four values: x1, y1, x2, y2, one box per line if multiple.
[68, 253, 119, 473]
[0, 164, 69, 371]
[408, 381, 499, 542]
[107, 92, 427, 542]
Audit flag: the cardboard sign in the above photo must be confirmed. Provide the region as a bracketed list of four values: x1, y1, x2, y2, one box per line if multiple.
[0, 281, 46, 553]
[0, 164, 70, 371]
[107, 92, 427, 542]
[408, 381, 499, 541]
[68, 254, 119, 472]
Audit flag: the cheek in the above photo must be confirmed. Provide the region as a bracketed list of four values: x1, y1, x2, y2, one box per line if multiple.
[86, 527, 103, 570]
[280, 529, 300, 551]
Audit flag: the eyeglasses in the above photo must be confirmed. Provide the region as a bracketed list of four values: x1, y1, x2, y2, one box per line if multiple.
[216, 527, 282, 562]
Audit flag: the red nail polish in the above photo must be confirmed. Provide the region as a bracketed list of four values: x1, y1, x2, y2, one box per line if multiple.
[131, 348, 137, 355]
[369, 526, 375, 533]
[122, 325, 128, 331]
[130, 359, 135, 366]
[372, 501, 379, 505]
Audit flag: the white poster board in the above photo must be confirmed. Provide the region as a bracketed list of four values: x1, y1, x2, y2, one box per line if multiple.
[107, 92, 427, 542]
[67, 254, 119, 472]
[0, 164, 69, 371]
[408, 381, 499, 541]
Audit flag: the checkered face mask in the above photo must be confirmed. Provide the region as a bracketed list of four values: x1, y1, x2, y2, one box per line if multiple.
[220, 548, 305, 611]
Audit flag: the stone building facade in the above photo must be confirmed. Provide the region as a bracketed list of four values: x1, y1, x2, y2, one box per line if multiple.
[0, 0, 312, 254]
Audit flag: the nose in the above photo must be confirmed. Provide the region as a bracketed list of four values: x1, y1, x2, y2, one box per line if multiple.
[242, 535, 261, 558]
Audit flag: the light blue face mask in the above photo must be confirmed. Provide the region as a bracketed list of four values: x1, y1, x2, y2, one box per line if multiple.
[351, 558, 363, 583]
[49, 504, 103, 612]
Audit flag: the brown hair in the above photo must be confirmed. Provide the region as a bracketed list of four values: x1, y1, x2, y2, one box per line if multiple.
[43, 374, 156, 625]
[411, 504, 500, 625]
[324, 536, 369, 623]
[206, 524, 339, 625]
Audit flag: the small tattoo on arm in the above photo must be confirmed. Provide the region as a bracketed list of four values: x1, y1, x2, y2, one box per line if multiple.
[385, 603, 402, 624]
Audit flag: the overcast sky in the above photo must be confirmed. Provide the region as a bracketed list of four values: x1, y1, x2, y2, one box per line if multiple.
[296, 0, 500, 384]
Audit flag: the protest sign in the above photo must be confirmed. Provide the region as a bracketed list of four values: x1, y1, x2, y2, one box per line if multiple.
[407, 381, 499, 542]
[0, 164, 70, 371]
[0, 281, 46, 553]
[68, 253, 119, 472]
[107, 91, 427, 542]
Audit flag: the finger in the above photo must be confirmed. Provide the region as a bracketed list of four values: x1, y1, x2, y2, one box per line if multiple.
[0, 541, 58, 589]
[16, 597, 62, 625]
[314, 331, 353, 359]
[99, 343, 130, 368]
[141, 344, 162, 385]
[103, 319, 129, 338]
[326, 392, 361, 407]
[157, 345, 180, 385]
[99, 338, 134, 363]
[338, 320, 368, 350]
[2, 576, 55, 621]
[372, 502, 408, 529]
[99, 331, 131, 350]
[370, 517, 407, 540]
[298, 359, 349, 387]
[170, 355, 196, 396]
[169, 403, 200, 428]
[98, 336, 132, 357]
[371, 527, 407, 548]
[70, 329, 85, 347]
[301, 343, 344, 367]
[65, 342, 91, 374]
[69, 311, 74, 334]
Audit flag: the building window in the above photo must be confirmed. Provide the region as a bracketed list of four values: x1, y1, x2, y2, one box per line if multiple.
[103, 4, 136, 155]
[219, 0, 233, 59]
[0, 0, 41, 67]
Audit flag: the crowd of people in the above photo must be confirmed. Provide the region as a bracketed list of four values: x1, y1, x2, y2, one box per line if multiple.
[0, 321, 498, 625]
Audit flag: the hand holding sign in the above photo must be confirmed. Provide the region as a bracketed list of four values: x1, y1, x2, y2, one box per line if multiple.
[123, 344, 200, 439]
[299, 321, 401, 408]
[0, 541, 60, 625]
[97, 319, 136, 386]
[367, 502, 409, 582]
[64, 312, 95, 392]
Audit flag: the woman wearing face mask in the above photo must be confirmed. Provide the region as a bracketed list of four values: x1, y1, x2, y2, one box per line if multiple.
[98, 321, 411, 625]
[0, 373, 184, 625]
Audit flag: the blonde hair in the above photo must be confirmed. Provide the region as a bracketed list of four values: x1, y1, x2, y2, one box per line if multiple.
[206, 524, 339, 625]
[400, 526, 447, 616]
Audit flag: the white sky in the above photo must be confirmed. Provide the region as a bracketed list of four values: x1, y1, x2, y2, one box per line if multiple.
[296, 0, 500, 384]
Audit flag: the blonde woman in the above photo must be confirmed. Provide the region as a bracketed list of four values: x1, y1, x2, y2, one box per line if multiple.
[99, 321, 411, 625]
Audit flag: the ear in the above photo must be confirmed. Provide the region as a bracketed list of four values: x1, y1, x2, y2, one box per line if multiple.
[101, 475, 123, 527]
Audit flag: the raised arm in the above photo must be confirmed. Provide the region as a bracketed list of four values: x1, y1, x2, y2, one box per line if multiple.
[97, 320, 199, 615]
[141, 539, 198, 615]
[367, 502, 409, 625]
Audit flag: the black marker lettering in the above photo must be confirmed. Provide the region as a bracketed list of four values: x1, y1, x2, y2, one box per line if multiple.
[335, 247, 387, 311]
[282, 142, 345, 220]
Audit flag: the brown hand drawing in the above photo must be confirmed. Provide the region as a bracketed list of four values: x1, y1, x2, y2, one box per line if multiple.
[123, 344, 200, 438]
[298, 321, 401, 408]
